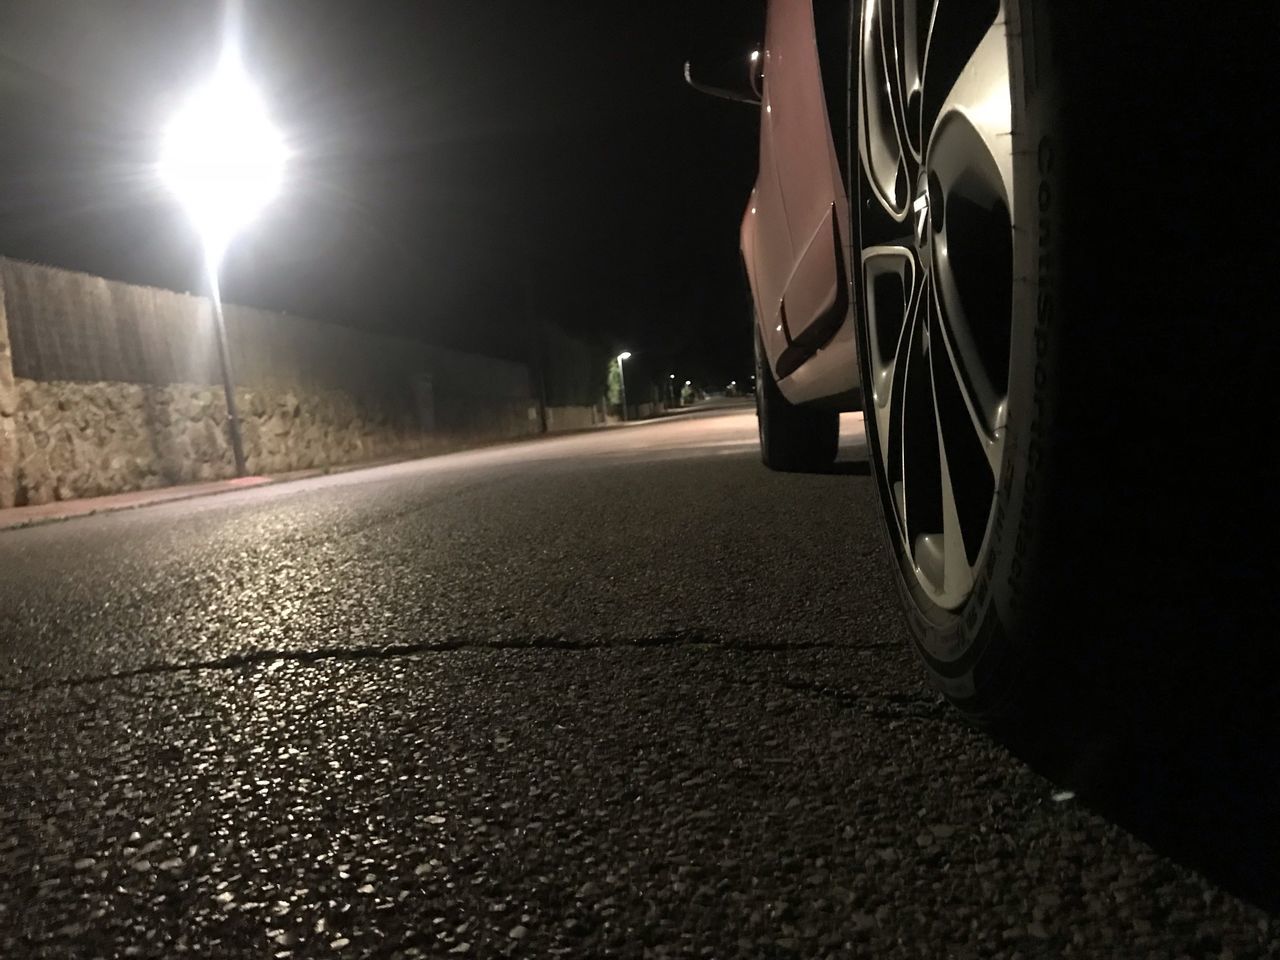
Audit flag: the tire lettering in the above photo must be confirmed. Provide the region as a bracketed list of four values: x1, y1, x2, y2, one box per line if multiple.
[1009, 136, 1054, 608]
[1038, 137, 1054, 175]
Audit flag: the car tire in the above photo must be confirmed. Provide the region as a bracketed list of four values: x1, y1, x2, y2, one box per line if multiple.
[848, 0, 1267, 733]
[755, 329, 838, 472]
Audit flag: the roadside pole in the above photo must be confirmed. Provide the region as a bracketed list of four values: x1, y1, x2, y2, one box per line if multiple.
[206, 263, 247, 477]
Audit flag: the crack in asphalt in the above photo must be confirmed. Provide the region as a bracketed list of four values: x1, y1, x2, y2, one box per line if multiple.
[0, 631, 854, 694]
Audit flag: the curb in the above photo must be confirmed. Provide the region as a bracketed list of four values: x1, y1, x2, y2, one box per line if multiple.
[0, 475, 281, 532]
[0, 403, 740, 533]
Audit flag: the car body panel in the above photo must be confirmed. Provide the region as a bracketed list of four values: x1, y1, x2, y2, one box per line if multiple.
[773, 202, 846, 382]
[741, 0, 860, 408]
[743, 102, 794, 366]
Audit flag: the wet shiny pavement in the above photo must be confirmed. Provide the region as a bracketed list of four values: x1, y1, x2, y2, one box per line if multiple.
[2, 406, 1275, 958]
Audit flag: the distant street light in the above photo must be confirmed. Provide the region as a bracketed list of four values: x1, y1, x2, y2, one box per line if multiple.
[616, 351, 632, 422]
[159, 47, 287, 477]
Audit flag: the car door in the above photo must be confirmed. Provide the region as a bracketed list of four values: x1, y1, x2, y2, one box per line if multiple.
[742, 63, 793, 376]
[763, 0, 849, 375]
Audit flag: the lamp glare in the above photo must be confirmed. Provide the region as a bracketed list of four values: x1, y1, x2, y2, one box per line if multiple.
[160, 53, 286, 262]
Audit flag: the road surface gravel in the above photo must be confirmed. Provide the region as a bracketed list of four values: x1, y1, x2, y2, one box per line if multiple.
[1, 406, 1274, 958]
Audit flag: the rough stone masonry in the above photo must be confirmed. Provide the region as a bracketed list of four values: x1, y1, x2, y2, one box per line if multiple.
[0, 286, 18, 508]
[7, 379, 434, 506]
[0, 258, 551, 507]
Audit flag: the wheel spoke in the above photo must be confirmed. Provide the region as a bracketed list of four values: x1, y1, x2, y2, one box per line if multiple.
[932, 280, 1004, 477]
[883, 263, 929, 545]
[912, 407, 975, 603]
[931, 428, 977, 602]
[928, 279, 998, 582]
[897, 282, 943, 565]
[862, 245, 916, 465]
[925, 4, 1013, 445]
[924, 7, 1013, 211]
[860, 0, 911, 218]
[890, 0, 932, 158]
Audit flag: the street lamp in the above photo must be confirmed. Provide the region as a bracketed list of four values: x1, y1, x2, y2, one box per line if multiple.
[159, 47, 287, 477]
[616, 351, 632, 422]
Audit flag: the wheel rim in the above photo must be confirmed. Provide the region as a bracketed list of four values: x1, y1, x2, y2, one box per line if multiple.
[857, 0, 1014, 611]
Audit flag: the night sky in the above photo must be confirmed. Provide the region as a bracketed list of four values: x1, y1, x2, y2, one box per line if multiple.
[0, 1, 765, 384]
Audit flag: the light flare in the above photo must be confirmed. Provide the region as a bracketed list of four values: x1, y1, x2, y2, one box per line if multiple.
[159, 50, 287, 262]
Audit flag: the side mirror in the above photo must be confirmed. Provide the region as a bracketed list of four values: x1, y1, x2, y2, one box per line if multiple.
[683, 46, 762, 106]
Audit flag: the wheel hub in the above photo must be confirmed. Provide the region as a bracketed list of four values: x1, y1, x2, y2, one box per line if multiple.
[913, 170, 946, 266]
[912, 173, 931, 259]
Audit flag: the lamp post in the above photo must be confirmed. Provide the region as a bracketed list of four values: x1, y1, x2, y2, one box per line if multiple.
[159, 48, 286, 477]
[616, 351, 631, 422]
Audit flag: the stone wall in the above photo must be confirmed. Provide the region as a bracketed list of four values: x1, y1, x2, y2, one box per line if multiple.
[0, 286, 17, 508]
[0, 257, 545, 507]
[8, 379, 458, 504]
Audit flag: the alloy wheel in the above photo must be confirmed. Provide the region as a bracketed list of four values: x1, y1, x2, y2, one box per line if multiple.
[857, 0, 1016, 611]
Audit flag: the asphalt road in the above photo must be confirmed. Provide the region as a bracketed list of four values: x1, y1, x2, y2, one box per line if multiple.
[1, 404, 1275, 958]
